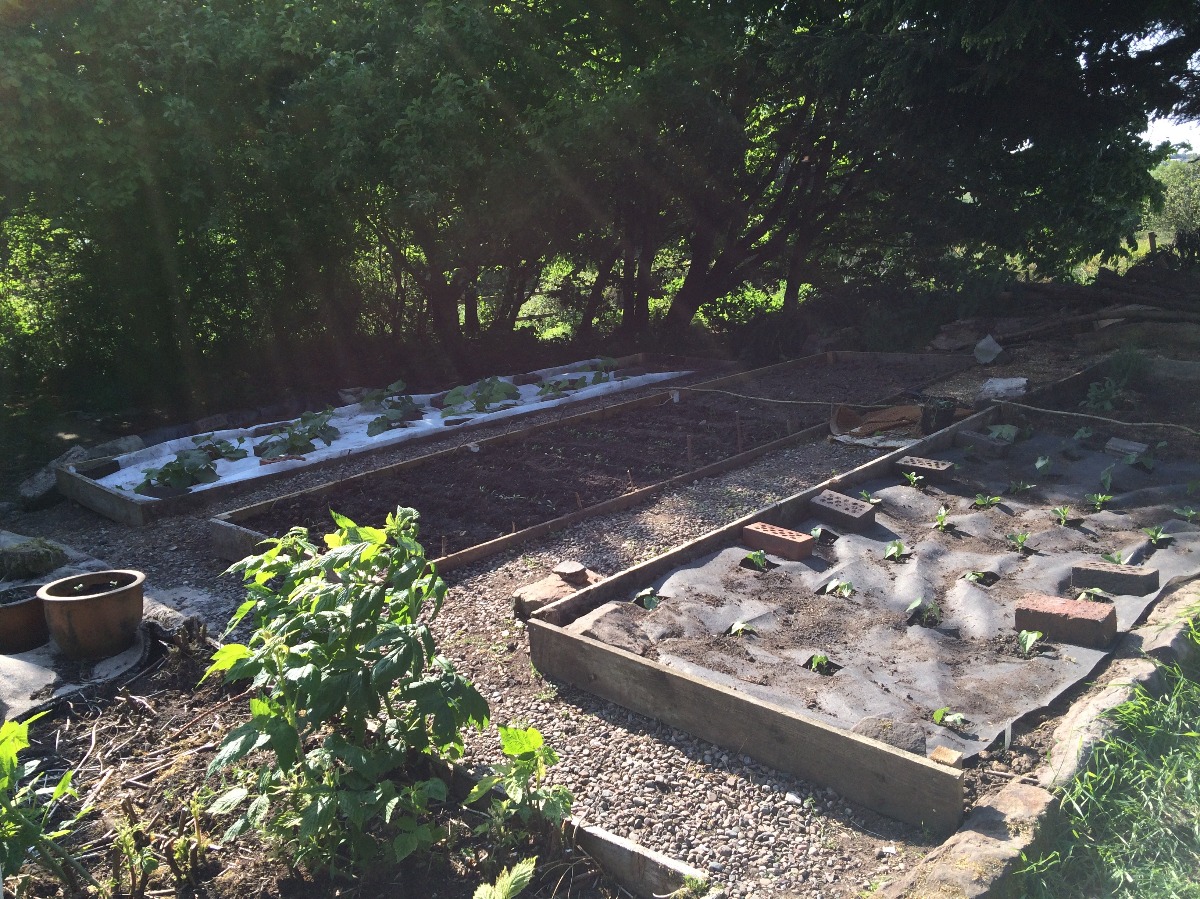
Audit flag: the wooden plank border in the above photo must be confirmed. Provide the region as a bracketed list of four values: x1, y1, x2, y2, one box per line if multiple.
[207, 351, 973, 563]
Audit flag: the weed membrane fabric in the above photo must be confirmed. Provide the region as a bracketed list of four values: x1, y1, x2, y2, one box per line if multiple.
[571, 432, 1200, 758]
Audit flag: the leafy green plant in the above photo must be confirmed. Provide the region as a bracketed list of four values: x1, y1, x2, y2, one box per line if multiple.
[743, 549, 769, 571]
[973, 494, 1002, 509]
[474, 856, 538, 899]
[932, 707, 967, 728]
[362, 380, 422, 436]
[1174, 506, 1198, 523]
[1086, 493, 1113, 512]
[203, 507, 489, 876]
[136, 448, 220, 494]
[255, 409, 340, 460]
[1123, 441, 1167, 473]
[809, 653, 829, 672]
[1018, 630, 1043, 657]
[1007, 480, 1035, 495]
[442, 377, 521, 417]
[901, 471, 925, 489]
[1035, 455, 1054, 475]
[859, 489, 881, 505]
[1007, 532, 1032, 553]
[820, 579, 854, 598]
[1142, 525, 1171, 547]
[933, 505, 952, 531]
[467, 726, 573, 858]
[536, 376, 587, 400]
[1052, 506, 1073, 526]
[906, 597, 942, 627]
[1100, 464, 1115, 493]
[1078, 588, 1110, 602]
[192, 433, 249, 462]
[1101, 550, 1125, 564]
[987, 424, 1019, 442]
[1073, 427, 1094, 441]
[634, 587, 661, 610]
[884, 539, 908, 562]
[113, 810, 158, 899]
[728, 619, 758, 637]
[1080, 376, 1128, 414]
[963, 570, 986, 584]
[0, 714, 96, 895]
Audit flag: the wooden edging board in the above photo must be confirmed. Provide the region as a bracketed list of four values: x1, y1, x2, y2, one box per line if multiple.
[53, 352, 717, 527]
[208, 350, 972, 563]
[530, 407, 1001, 837]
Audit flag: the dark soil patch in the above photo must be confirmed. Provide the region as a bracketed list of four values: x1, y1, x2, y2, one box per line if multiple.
[247, 356, 966, 552]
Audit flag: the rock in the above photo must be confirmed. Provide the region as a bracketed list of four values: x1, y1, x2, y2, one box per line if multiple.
[89, 435, 144, 458]
[974, 377, 1028, 404]
[512, 566, 604, 619]
[0, 538, 69, 579]
[553, 560, 590, 586]
[851, 716, 928, 756]
[17, 446, 89, 509]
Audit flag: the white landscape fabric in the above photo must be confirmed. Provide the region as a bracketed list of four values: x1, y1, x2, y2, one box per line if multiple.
[96, 360, 688, 501]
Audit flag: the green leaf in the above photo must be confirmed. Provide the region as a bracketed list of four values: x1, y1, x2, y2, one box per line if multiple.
[465, 774, 503, 806]
[207, 721, 270, 774]
[207, 786, 249, 816]
[499, 726, 544, 759]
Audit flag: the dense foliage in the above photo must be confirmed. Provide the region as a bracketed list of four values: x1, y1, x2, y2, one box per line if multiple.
[2, 1, 1197, 409]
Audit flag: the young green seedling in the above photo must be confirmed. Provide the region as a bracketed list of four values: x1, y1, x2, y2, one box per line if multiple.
[963, 570, 986, 584]
[809, 654, 829, 673]
[906, 597, 942, 626]
[1052, 506, 1072, 527]
[987, 424, 1019, 442]
[635, 588, 661, 610]
[1035, 455, 1054, 475]
[884, 539, 908, 562]
[1007, 481, 1035, 495]
[1142, 525, 1170, 547]
[821, 579, 855, 598]
[1174, 507, 1198, 523]
[973, 494, 1002, 509]
[743, 549, 769, 571]
[1077, 587, 1109, 602]
[728, 620, 758, 637]
[1086, 493, 1113, 512]
[1017, 629, 1043, 657]
[858, 489, 881, 505]
[1073, 427, 1094, 441]
[1007, 532, 1031, 553]
[933, 505, 952, 532]
[932, 707, 967, 728]
[902, 471, 925, 489]
[1101, 550, 1125, 564]
[1100, 464, 1115, 493]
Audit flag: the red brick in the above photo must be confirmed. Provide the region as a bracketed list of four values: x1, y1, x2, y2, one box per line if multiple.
[895, 455, 955, 480]
[1014, 593, 1116, 648]
[810, 490, 876, 531]
[1071, 561, 1159, 596]
[742, 522, 814, 561]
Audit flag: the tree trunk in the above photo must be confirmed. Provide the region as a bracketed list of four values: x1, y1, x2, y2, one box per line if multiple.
[576, 246, 621, 341]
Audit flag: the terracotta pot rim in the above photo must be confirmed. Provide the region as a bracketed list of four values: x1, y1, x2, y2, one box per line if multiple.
[37, 569, 146, 602]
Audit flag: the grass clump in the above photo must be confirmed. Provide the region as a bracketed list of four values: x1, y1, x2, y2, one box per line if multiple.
[1016, 654, 1200, 898]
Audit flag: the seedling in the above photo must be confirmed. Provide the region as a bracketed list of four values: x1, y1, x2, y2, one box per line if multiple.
[635, 588, 660, 610]
[1078, 587, 1110, 602]
[973, 494, 1002, 509]
[906, 597, 942, 627]
[1052, 506, 1072, 527]
[901, 470, 925, 489]
[821, 579, 854, 598]
[884, 539, 908, 562]
[1086, 493, 1113, 512]
[809, 526, 838, 546]
[987, 424, 1019, 442]
[1099, 464, 1115, 493]
[1123, 441, 1167, 473]
[1007, 480, 1035, 495]
[743, 549, 769, 571]
[1007, 532, 1031, 553]
[1080, 376, 1125, 413]
[1174, 507, 1198, 523]
[1017, 629, 1043, 657]
[1142, 525, 1171, 547]
[191, 433, 248, 462]
[1073, 427, 1094, 441]
[362, 380, 422, 436]
[136, 449, 220, 494]
[962, 570, 999, 587]
[1101, 550, 1125, 564]
[933, 505, 952, 532]
[441, 377, 521, 417]
[1035, 455, 1054, 475]
[932, 707, 967, 728]
[256, 409, 340, 459]
[963, 570, 985, 584]
[728, 619, 758, 637]
[858, 489, 881, 505]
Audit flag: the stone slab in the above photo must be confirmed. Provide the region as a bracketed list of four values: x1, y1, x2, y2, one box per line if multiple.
[810, 489, 876, 531]
[850, 716, 927, 756]
[1071, 560, 1159, 595]
[1105, 437, 1149, 458]
[514, 567, 604, 619]
[1016, 593, 1117, 648]
[741, 522, 814, 561]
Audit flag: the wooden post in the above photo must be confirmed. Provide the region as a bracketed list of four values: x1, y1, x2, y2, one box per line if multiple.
[736, 411, 744, 453]
[441, 535, 448, 557]
[686, 434, 695, 466]
[576, 492, 584, 511]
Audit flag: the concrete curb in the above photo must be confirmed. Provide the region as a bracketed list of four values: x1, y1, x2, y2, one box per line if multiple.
[878, 578, 1199, 898]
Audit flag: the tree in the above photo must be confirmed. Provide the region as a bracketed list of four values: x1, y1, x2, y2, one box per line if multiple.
[1147, 159, 1200, 236]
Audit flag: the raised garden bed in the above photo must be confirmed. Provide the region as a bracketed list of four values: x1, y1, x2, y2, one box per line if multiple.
[210, 351, 971, 566]
[526, 364, 1200, 839]
[56, 354, 704, 526]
